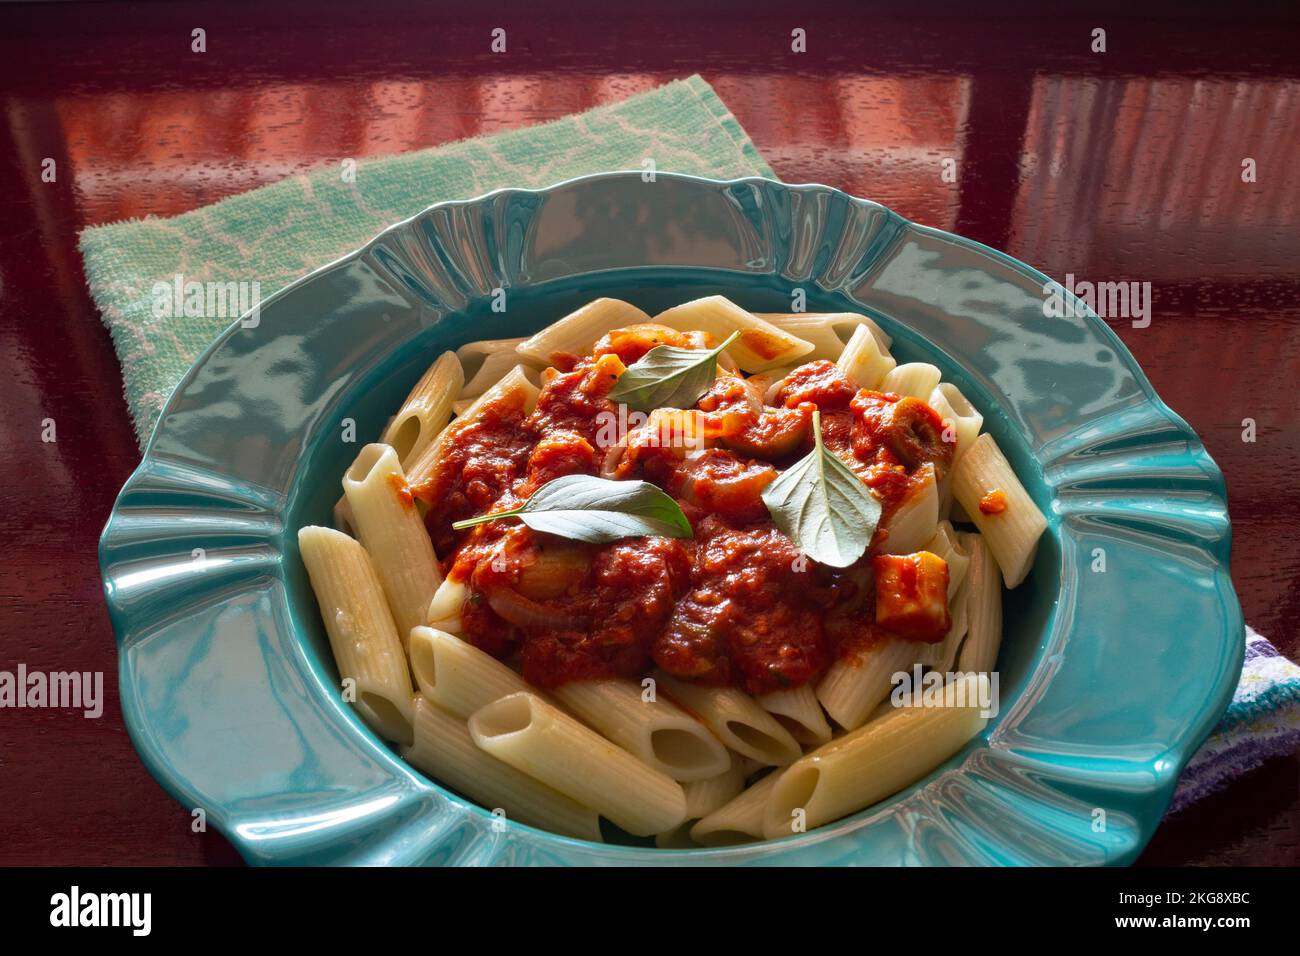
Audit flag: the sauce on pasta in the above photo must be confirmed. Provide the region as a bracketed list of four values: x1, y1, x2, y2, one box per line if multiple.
[415, 328, 955, 695]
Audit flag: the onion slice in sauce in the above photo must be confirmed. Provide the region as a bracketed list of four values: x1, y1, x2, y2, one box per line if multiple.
[484, 586, 579, 629]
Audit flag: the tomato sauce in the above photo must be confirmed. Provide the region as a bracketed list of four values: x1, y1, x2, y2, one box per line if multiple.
[979, 489, 1008, 514]
[419, 340, 956, 694]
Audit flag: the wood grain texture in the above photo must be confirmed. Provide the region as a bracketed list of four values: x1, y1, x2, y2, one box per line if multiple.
[0, 0, 1295, 866]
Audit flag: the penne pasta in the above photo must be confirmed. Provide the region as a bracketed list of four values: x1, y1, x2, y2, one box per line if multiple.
[331, 494, 356, 537]
[924, 520, 970, 600]
[652, 296, 814, 372]
[691, 771, 782, 846]
[405, 364, 541, 490]
[763, 674, 988, 840]
[456, 337, 543, 399]
[924, 581, 970, 674]
[552, 678, 731, 783]
[756, 684, 833, 746]
[404, 695, 602, 842]
[880, 462, 938, 554]
[682, 757, 747, 819]
[880, 362, 942, 400]
[836, 323, 896, 390]
[342, 443, 442, 646]
[928, 382, 983, 463]
[409, 626, 529, 718]
[929, 383, 984, 517]
[516, 298, 652, 365]
[654, 673, 802, 766]
[468, 692, 687, 837]
[955, 532, 1004, 674]
[380, 351, 463, 468]
[950, 433, 1047, 588]
[299, 295, 1043, 847]
[754, 312, 892, 359]
[298, 526, 415, 745]
[426, 577, 469, 633]
[816, 637, 922, 731]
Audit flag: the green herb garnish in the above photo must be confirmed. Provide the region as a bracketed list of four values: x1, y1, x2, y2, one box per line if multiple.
[452, 474, 693, 544]
[760, 409, 882, 568]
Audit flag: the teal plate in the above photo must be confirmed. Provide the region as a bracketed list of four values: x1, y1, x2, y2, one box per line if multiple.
[99, 172, 1242, 865]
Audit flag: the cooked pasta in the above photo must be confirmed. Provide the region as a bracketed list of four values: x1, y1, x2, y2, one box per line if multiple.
[764, 674, 989, 840]
[552, 678, 731, 782]
[456, 337, 539, 399]
[404, 695, 601, 841]
[381, 350, 464, 467]
[408, 626, 529, 718]
[836, 323, 896, 389]
[955, 532, 1004, 673]
[880, 362, 942, 400]
[468, 692, 687, 837]
[652, 296, 814, 371]
[755, 312, 892, 358]
[880, 462, 938, 554]
[297, 526, 415, 745]
[298, 296, 1046, 847]
[654, 674, 802, 767]
[342, 443, 442, 646]
[683, 757, 747, 819]
[691, 771, 782, 847]
[516, 298, 652, 365]
[756, 684, 833, 746]
[950, 433, 1047, 588]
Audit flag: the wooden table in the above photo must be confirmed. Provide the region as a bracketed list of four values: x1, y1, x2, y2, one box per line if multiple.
[1, 0, 1296, 866]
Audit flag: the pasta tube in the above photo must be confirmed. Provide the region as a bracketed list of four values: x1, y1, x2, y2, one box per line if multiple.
[816, 637, 921, 731]
[955, 532, 1004, 674]
[652, 296, 814, 372]
[409, 627, 529, 718]
[683, 757, 747, 819]
[404, 695, 601, 842]
[552, 678, 731, 782]
[516, 298, 652, 365]
[342, 443, 442, 646]
[755, 312, 892, 359]
[756, 684, 833, 746]
[298, 526, 415, 745]
[764, 674, 988, 839]
[880, 462, 938, 555]
[835, 323, 896, 389]
[880, 362, 942, 400]
[456, 337, 542, 399]
[691, 772, 782, 846]
[468, 692, 687, 837]
[380, 351, 463, 467]
[950, 433, 1047, 588]
[654, 673, 802, 766]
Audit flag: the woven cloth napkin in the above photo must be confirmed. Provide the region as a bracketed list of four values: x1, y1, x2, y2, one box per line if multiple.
[79, 74, 773, 446]
[78, 74, 1299, 815]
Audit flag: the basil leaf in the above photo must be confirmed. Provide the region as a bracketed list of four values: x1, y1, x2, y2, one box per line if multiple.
[760, 409, 882, 568]
[451, 474, 693, 543]
[608, 330, 740, 412]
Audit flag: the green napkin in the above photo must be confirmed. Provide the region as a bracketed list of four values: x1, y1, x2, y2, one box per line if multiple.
[79, 74, 774, 447]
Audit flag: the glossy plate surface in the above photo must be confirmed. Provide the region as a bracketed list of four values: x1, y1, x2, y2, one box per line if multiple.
[100, 172, 1242, 865]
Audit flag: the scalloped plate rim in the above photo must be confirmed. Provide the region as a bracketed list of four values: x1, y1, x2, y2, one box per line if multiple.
[99, 170, 1243, 866]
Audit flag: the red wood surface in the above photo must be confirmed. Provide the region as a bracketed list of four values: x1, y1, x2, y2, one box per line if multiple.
[0, 0, 1296, 866]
